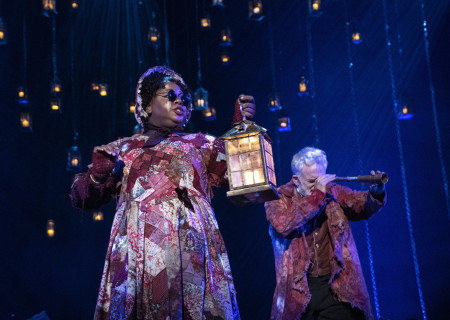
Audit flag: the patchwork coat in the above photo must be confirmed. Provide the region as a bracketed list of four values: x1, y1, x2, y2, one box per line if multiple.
[265, 180, 386, 320]
[71, 132, 240, 320]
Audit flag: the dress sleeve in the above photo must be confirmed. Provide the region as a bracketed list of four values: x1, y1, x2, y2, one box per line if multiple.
[265, 188, 328, 237]
[333, 184, 386, 221]
[204, 136, 228, 188]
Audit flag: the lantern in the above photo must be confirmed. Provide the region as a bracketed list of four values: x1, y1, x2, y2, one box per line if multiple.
[202, 107, 216, 121]
[17, 86, 29, 104]
[0, 18, 7, 45]
[93, 211, 104, 221]
[20, 112, 32, 131]
[99, 84, 108, 96]
[43, 0, 57, 17]
[397, 102, 413, 120]
[222, 121, 279, 203]
[50, 98, 61, 113]
[193, 86, 209, 111]
[71, 0, 79, 9]
[211, 0, 224, 7]
[309, 0, 322, 16]
[352, 32, 362, 44]
[298, 76, 309, 96]
[220, 52, 230, 65]
[219, 28, 232, 46]
[128, 102, 136, 114]
[91, 82, 99, 91]
[47, 219, 55, 237]
[148, 26, 160, 47]
[67, 132, 82, 172]
[268, 93, 282, 111]
[51, 78, 62, 94]
[200, 15, 211, 29]
[248, 0, 264, 21]
[278, 115, 291, 132]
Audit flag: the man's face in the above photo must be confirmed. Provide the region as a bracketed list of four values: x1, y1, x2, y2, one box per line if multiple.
[296, 162, 326, 194]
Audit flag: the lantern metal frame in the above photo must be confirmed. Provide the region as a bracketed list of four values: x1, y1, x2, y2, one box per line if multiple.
[194, 86, 209, 111]
[222, 121, 279, 203]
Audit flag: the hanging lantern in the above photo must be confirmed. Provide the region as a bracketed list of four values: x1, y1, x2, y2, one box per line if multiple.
[193, 86, 209, 111]
[91, 82, 99, 91]
[67, 132, 82, 171]
[20, 112, 32, 131]
[202, 107, 216, 121]
[298, 76, 309, 96]
[71, 0, 79, 9]
[51, 78, 62, 94]
[397, 102, 413, 120]
[308, 0, 322, 16]
[17, 86, 29, 104]
[50, 97, 61, 113]
[211, 0, 224, 7]
[47, 219, 55, 237]
[278, 115, 291, 132]
[0, 18, 7, 45]
[128, 101, 136, 114]
[219, 28, 232, 46]
[352, 32, 362, 44]
[148, 26, 160, 47]
[93, 211, 104, 221]
[200, 14, 211, 29]
[222, 120, 279, 203]
[220, 52, 230, 65]
[99, 84, 108, 96]
[248, 0, 264, 21]
[43, 0, 57, 17]
[268, 93, 282, 111]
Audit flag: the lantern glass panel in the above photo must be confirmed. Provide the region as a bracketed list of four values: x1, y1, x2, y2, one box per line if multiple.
[254, 168, 265, 184]
[243, 170, 254, 185]
[228, 140, 239, 155]
[229, 155, 241, 172]
[238, 137, 250, 152]
[231, 171, 243, 188]
[249, 135, 260, 150]
[249, 151, 262, 168]
[239, 153, 252, 170]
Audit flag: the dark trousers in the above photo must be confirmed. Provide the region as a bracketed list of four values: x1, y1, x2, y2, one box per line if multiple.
[300, 274, 365, 320]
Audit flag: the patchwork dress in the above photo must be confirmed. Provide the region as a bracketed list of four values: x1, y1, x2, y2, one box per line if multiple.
[71, 132, 240, 320]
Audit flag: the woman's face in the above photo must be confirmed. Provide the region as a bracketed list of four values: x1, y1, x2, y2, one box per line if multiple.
[145, 82, 190, 128]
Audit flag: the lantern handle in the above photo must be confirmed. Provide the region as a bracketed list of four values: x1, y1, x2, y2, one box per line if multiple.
[239, 101, 248, 130]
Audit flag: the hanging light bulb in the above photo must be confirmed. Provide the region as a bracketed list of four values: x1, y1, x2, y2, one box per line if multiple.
[298, 76, 309, 97]
[47, 219, 55, 237]
[220, 52, 230, 65]
[93, 211, 104, 221]
[71, 0, 79, 9]
[200, 14, 211, 29]
[51, 78, 62, 94]
[248, 0, 264, 21]
[308, 0, 322, 16]
[219, 27, 232, 46]
[202, 107, 216, 121]
[268, 93, 282, 112]
[42, 0, 57, 17]
[20, 111, 32, 131]
[211, 0, 224, 7]
[99, 84, 108, 96]
[67, 132, 82, 171]
[50, 97, 61, 113]
[193, 87, 209, 111]
[0, 18, 7, 45]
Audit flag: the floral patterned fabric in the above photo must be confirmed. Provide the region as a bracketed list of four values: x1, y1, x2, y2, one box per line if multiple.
[71, 132, 240, 320]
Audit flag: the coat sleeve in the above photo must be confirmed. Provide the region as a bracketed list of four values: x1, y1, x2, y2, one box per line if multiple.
[333, 184, 386, 221]
[265, 188, 328, 237]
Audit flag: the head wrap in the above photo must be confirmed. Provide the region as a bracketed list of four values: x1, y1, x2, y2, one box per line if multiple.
[134, 66, 192, 130]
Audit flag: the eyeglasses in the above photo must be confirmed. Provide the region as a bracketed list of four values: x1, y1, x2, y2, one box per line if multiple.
[156, 89, 191, 108]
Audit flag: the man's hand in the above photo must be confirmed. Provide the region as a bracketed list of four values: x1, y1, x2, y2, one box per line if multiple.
[233, 95, 256, 123]
[314, 174, 336, 193]
[370, 170, 385, 194]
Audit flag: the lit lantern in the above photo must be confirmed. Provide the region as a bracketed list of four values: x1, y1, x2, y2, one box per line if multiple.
[71, 0, 78, 9]
[202, 107, 216, 121]
[93, 211, 104, 221]
[211, 0, 224, 7]
[17, 86, 29, 104]
[148, 26, 160, 47]
[50, 98, 61, 113]
[193, 86, 209, 111]
[268, 93, 282, 111]
[91, 83, 100, 91]
[309, 0, 322, 16]
[248, 0, 264, 21]
[99, 84, 108, 96]
[51, 78, 62, 94]
[278, 115, 291, 132]
[20, 112, 32, 131]
[352, 32, 362, 44]
[222, 120, 279, 203]
[200, 15, 211, 29]
[220, 52, 230, 65]
[219, 28, 232, 46]
[397, 103, 413, 120]
[47, 219, 55, 237]
[0, 18, 7, 45]
[128, 102, 136, 114]
[43, 0, 57, 17]
[298, 76, 309, 96]
[67, 132, 82, 172]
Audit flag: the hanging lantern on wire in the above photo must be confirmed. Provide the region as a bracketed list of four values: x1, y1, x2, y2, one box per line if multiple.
[352, 32, 362, 44]
[0, 18, 7, 45]
[248, 0, 264, 21]
[20, 111, 32, 131]
[220, 52, 231, 65]
[193, 87, 209, 111]
[308, 0, 322, 17]
[67, 132, 82, 172]
[127, 101, 136, 114]
[222, 114, 279, 203]
[219, 27, 232, 46]
[71, 0, 79, 9]
[202, 107, 216, 121]
[42, 0, 57, 17]
[47, 219, 55, 237]
[211, 0, 224, 7]
[397, 94, 414, 120]
[93, 211, 104, 221]
[268, 93, 282, 112]
[200, 14, 211, 29]
[17, 86, 29, 104]
[298, 75, 309, 97]
[91, 82, 99, 91]
[148, 26, 160, 47]
[99, 84, 108, 96]
[50, 97, 61, 113]
[51, 77, 62, 94]
[278, 111, 291, 132]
